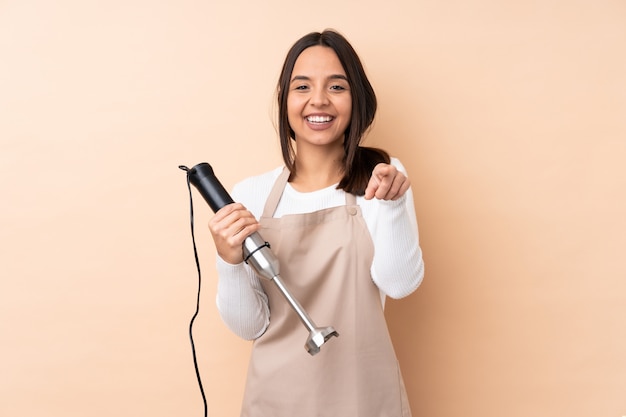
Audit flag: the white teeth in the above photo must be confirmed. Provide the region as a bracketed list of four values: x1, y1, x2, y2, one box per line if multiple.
[306, 115, 333, 123]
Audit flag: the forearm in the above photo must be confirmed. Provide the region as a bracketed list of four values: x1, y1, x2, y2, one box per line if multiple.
[215, 257, 270, 340]
[369, 190, 424, 299]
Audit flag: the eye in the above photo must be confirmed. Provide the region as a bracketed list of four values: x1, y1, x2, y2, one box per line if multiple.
[293, 84, 309, 91]
[330, 85, 346, 91]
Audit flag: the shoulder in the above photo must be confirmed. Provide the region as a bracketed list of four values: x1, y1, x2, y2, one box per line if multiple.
[231, 166, 285, 218]
[232, 166, 283, 193]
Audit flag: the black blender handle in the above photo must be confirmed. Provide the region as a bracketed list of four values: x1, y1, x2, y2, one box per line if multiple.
[187, 162, 235, 213]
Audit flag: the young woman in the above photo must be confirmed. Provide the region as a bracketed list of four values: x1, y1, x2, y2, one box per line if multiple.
[209, 29, 424, 417]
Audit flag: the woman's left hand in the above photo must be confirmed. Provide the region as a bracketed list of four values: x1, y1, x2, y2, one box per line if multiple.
[364, 163, 411, 201]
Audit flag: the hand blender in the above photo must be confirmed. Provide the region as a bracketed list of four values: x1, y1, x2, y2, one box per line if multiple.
[182, 162, 339, 355]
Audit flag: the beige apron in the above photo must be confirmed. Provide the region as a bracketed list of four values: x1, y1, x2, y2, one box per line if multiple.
[240, 168, 411, 417]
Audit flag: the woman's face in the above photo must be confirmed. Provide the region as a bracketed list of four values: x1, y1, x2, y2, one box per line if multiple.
[287, 46, 352, 149]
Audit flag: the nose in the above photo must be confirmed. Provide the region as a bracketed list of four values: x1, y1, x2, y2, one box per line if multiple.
[310, 87, 329, 106]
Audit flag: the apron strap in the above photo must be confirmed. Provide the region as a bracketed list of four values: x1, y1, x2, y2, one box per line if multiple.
[262, 167, 291, 218]
[345, 191, 356, 206]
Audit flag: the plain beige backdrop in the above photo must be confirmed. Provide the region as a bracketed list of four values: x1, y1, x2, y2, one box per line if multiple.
[1, 1, 625, 416]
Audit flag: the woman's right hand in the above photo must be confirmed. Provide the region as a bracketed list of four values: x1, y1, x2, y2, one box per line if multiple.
[208, 203, 261, 264]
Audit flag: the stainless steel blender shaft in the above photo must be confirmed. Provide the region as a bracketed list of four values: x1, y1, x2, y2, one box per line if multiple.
[243, 232, 339, 355]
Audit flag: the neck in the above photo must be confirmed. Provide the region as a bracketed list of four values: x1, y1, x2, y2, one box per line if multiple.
[289, 145, 344, 192]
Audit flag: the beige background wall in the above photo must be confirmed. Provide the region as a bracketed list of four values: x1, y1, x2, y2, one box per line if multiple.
[1, 1, 624, 416]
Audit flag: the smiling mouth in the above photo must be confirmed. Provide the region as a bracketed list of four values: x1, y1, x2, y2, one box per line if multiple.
[306, 115, 334, 124]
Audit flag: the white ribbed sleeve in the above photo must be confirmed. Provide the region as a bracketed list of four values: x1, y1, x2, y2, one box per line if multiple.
[215, 158, 424, 340]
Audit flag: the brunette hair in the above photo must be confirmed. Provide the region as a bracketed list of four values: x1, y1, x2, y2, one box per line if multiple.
[276, 29, 390, 195]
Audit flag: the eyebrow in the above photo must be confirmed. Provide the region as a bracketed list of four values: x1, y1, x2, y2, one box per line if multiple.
[290, 74, 349, 83]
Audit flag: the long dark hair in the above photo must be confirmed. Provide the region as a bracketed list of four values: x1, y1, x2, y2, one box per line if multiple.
[276, 29, 390, 195]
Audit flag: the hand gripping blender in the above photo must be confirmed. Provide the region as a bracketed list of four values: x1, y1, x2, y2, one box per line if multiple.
[183, 162, 339, 355]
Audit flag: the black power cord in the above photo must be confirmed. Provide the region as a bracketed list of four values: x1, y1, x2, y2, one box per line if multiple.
[179, 165, 208, 417]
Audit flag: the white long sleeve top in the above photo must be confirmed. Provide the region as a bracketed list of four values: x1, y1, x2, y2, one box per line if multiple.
[215, 158, 424, 340]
